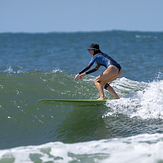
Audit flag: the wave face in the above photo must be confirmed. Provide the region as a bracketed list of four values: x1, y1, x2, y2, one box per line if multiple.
[0, 72, 163, 148]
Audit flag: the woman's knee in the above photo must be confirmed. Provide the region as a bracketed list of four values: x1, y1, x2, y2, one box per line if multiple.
[104, 83, 110, 90]
[94, 78, 98, 85]
[94, 79, 105, 87]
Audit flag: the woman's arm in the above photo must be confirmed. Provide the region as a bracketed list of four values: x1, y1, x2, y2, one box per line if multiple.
[85, 64, 99, 74]
[78, 65, 100, 80]
[75, 62, 99, 81]
[74, 63, 92, 81]
[78, 63, 93, 74]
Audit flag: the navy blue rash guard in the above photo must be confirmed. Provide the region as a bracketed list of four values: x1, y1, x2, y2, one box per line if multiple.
[79, 52, 121, 75]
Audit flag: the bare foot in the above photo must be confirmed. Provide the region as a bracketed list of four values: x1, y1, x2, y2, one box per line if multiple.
[115, 97, 120, 99]
[114, 96, 120, 99]
[97, 97, 105, 100]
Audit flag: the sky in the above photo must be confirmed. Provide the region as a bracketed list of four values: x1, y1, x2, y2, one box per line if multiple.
[0, 0, 163, 33]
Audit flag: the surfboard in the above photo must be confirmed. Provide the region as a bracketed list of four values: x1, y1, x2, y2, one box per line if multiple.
[38, 99, 107, 104]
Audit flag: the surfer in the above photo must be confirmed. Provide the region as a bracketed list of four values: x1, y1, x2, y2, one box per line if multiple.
[74, 43, 123, 100]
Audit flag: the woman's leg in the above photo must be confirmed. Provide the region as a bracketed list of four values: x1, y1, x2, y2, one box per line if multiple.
[94, 65, 122, 100]
[105, 85, 120, 99]
[103, 68, 123, 99]
[94, 80, 105, 100]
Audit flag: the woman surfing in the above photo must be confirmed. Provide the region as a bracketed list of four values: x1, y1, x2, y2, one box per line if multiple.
[74, 43, 123, 100]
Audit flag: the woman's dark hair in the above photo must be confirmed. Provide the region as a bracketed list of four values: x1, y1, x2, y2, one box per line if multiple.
[94, 49, 102, 55]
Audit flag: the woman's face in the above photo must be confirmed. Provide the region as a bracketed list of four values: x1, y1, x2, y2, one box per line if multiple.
[88, 49, 94, 55]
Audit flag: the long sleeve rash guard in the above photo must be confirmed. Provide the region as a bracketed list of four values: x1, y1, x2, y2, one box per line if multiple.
[79, 52, 121, 75]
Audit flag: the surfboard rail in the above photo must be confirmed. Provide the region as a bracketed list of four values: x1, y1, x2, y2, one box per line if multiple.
[38, 99, 108, 104]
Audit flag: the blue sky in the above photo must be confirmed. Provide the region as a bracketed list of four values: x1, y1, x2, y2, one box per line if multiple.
[0, 0, 163, 33]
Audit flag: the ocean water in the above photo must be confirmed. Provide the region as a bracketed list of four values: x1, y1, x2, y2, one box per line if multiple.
[0, 31, 163, 163]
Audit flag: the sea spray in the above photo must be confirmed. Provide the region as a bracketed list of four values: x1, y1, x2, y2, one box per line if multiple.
[104, 79, 163, 119]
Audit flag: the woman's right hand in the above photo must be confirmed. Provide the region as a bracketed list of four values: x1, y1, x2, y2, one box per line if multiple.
[74, 74, 79, 81]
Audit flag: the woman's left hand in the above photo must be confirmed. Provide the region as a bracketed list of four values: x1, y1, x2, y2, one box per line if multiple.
[79, 73, 86, 79]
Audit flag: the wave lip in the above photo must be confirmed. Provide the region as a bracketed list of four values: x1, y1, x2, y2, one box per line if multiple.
[105, 79, 163, 119]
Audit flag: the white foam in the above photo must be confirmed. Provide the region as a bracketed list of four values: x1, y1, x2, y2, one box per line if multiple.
[135, 35, 157, 39]
[3, 66, 16, 73]
[3, 66, 24, 74]
[52, 68, 63, 73]
[1, 134, 163, 163]
[104, 79, 163, 119]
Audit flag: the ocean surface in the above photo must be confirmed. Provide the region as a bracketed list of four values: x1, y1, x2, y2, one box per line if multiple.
[0, 31, 163, 163]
